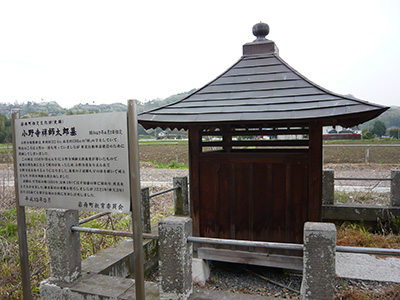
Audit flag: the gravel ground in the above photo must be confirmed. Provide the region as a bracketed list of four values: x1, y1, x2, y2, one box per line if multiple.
[325, 163, 397, 187]
[201, 262, 302, 299]
[201, 262, 399, 299]
[140, 162, 188, 185]
[147, 261, 399, 299]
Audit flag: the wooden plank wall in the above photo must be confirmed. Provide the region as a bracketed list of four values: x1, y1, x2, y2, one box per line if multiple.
[193, 151, 309, 245]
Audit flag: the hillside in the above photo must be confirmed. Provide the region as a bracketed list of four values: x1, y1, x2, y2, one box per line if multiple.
[366, 106, 400, 128]
[137, 89, 196, 113]
[66, 102, 128, 115]
[0, 101, 67, 118]
[0, 89, 196, 118]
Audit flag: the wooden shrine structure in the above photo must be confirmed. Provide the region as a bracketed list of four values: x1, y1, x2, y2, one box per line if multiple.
[138, 22, 388, 266]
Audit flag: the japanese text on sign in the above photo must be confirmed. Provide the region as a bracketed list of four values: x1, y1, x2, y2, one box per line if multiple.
[14, 112, 131, 213]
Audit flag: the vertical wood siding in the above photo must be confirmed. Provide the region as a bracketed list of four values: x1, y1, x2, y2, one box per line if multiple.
[194, 151, 309, 245]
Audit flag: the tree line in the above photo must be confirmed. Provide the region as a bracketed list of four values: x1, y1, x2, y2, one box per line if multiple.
[0, 114, 12, 143]
[0, 94, 398, 142]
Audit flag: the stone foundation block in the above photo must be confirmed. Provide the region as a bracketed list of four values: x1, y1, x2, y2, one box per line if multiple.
[159, 216, 193, 300]
[46, 209, 81, 283]
[301, 222, 336, 300]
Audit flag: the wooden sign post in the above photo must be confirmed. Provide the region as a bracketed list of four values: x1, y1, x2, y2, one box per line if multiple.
[128, 100, 145, 300]
[12, 109, 32, 300]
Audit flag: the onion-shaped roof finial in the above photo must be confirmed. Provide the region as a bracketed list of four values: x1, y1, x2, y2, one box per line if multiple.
[252, 22, 269, 41]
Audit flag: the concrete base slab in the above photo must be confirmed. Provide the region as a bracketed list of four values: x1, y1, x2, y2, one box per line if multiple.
[82, 238, 158, 278]
[336, 252, 400, 283]
[40, 273, 159, 300]
[189, 288, 285, 300]
[192, 258, 210, 284]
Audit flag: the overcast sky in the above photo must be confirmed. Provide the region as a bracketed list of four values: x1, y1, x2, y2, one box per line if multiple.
[1, 0, 399, 109]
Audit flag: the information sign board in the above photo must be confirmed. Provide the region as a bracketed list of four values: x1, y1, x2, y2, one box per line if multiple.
[14, 112, 131, 213]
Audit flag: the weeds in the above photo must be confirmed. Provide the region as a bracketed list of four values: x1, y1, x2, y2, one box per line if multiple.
[0, 207, 50, 299]
[152, 160, 188, 169]
[334, 190, 389, 205]
[79, 212, 130, 259]
[337, 222, 400, 249]
[0, 185, 174, 299]
[335, 285, 400, 299]
[377, 212, 400, 235]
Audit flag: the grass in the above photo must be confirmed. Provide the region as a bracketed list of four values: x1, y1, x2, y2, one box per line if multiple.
[152, 160, 188, 169]
[0, 207, 49, 299]
[77, 212, 132, 260]
[0, 185, 174, 299]
[0, 207, 130, 298]
[0, 143, 12, 148]
[0, 208, 134, 299]
[0, 147, 12, 154]
[139, 139, 188, 145]
[334, 190, 389, 205]
[324, 139, 400, 145]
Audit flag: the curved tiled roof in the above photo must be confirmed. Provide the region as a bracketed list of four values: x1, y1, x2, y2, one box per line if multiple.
[139, 32, 388, 130]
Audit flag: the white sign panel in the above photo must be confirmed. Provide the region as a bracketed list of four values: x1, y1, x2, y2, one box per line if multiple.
[15, 112, 131, 213]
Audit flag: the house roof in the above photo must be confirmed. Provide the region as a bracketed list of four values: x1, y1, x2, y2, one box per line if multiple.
[138, 23, 388, 130]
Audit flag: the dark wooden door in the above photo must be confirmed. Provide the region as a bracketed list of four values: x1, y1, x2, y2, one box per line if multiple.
[194, 150, 309, 244]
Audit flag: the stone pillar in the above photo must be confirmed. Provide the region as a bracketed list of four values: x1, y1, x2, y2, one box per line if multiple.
[322, 169, 334, 205]
[173, 177, 189, 216]
[46, 209, 81, 283]
[301, 222, 336, 300]
[158, 216, 193, 300]
[141, 187, 151, 233]
[391, 170, 400, 207]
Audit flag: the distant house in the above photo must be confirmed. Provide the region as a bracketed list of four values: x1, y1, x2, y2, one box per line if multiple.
[323, 126, 361, 140]
[157, 130, 179, 140]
